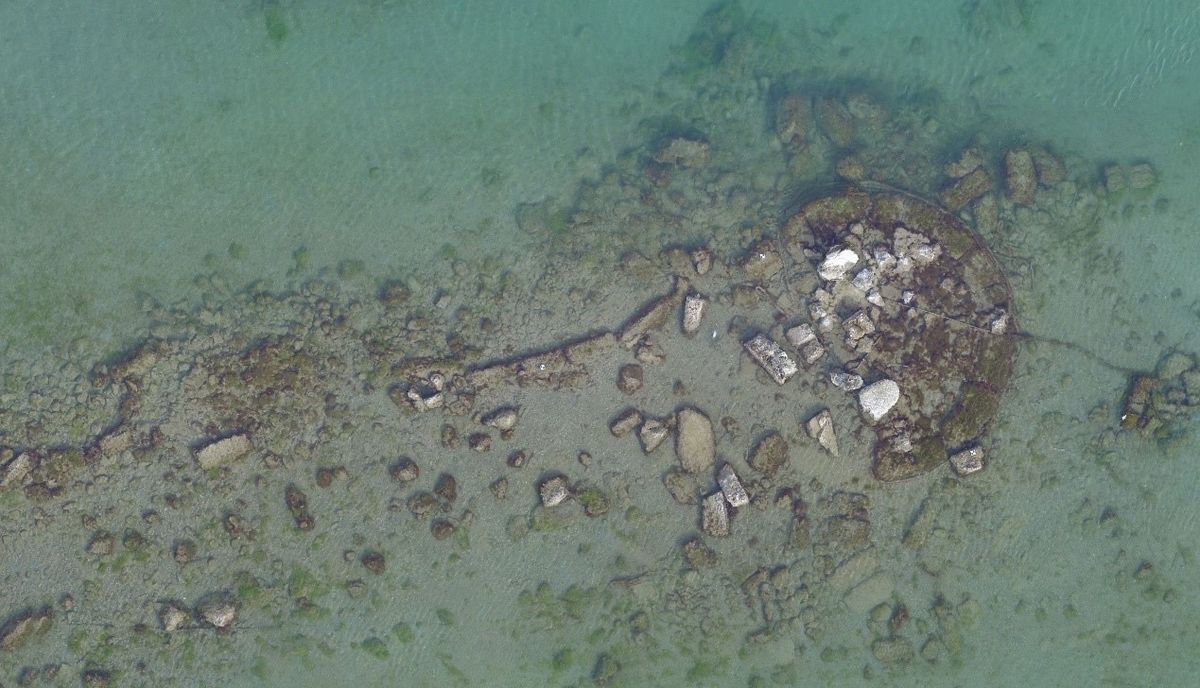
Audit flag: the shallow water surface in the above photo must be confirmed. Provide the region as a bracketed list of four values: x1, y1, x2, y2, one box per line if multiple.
[0, 2, 1197, 687]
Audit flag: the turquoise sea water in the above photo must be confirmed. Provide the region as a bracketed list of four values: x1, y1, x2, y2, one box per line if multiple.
[1, 1, 1197, 687]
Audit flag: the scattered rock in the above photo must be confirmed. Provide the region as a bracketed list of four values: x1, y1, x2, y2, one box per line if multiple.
[610, 408, 643, 438]
[1030, 146, 1066, 185]
[653, 136, 710, 169]
[682, 537, 717, 569]
[1128, 162, 1156, 190]
[617, 364, 644, 394]
[0, 451, 34, 489]
[577, 486, 611, 517]
[740, 239, 783, 280]
[634, 337, 666, 365]
[196, 592, 239, 630]
[675, 407, 715, 474]
[592, 653, 622, 686]
[489, 477, 508, 500]
[800, 340, 825, 366]
[86, 531, 115, 556]
[816, 97, 855, 147]
[949, 445, 985, 476]
[468, 432, 492, 452]
[681, 292, 707, 335]
[830, 371, 864, 391]
[940, 167, 993, 210]
[843, 310, 875, 341]
[483, 406, 520, 432]
[389, 458, 419, 483]
[1103, 164, 1125, 194]
[638, 418, 670, 454]
[507, 450, 529, 468]
[716, 463, 749, 507]
[407, 492, 440, 519]
[539, 475, 571, 508]
[159, 602, 189, 632]
[690, 247, 714, 275]
[818, 247, 860, 281]
[434, 473, 458, 503]
[806, 410, 838, 457]
[440, 424, 459, 449]
[944, 147, 983, 178]
[662, 469, 703, 505]
[360, 550, 386, 574]
[1005, 148, 1037, 205]
[431, 520, 456, 540]
[173, 539, 196, 565]
[785, 323, 816, 348]
[701, 492, 730, 537]
[0, 608, 53, 651]
[315, 467, 338, 488]
[194, 433, 252, 470]
[859, 380, 900, 422]
[618, 279, 687, 349]
[871, 637, 914, 666]
[743, 334, 798, 384]
[775, 92, 812, 146]
[748, 431, 788, 476]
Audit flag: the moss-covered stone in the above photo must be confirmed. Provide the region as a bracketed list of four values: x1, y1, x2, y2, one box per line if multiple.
[872, 436, 947, 482]
[748, 431, 788, 476]
[941, 382, 1000, 449]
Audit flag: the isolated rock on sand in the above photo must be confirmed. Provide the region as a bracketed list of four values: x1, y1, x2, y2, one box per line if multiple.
[675, 407, 715, 474]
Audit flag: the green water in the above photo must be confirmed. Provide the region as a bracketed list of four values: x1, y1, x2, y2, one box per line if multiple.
[1, 1, 1197, 687]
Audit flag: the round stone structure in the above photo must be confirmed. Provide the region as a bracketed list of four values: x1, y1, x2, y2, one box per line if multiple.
[782, 185, 1017, 481]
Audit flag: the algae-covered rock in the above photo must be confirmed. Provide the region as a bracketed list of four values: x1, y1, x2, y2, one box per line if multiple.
[0, 607, 53, 651]
[748, 431, 788, 476]
[675, 407, 715, 474]
[941, 382, 1000, 449]
[872, 435, 947, 483]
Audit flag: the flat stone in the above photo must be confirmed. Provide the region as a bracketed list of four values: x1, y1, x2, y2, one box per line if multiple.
[638, 418, 670, 454]
[800, 341, 825, 365]
[785, 323, 816, 348]
[0, 608, 53, 651]
[858, 380, 900, 422]
[610, 408, 643, 438]
[159, 602, 189, 632]
[619, 278, 687, 348]
[871, 637, 914, 666]
[681, 292, 707, 335]
[806, 409, 839, 457]
[843, 310, 875, 340]
[744, 334, 798, 384]
[701, 492, 730, 537]
[691, 247, 714, 275]
[716, 463, 749, 507]
[748, 431, 788, 476]
[539, 476, 571, 507]
[830, 371, 864, 392]
[818, 247, 860, 281]
[482, 406, 519, 432]
[194, 434, 251, 470]
[197, 593, 239, 630]
[1128, 162, 1156, 190]
[0, 452, 34, 489]
[844, 573, 895, 614]
[616, 364, 644, 394]
[1005, 148, 1037, 205]
[949, 445, 985, 476]
[675, 407, 715, 474]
